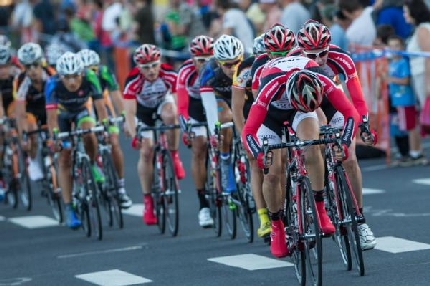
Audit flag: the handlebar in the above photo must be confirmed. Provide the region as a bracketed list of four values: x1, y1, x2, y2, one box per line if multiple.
[358, 115, 374, 142]
[136, 122, 180, 140]
[55, 125, 105, 140]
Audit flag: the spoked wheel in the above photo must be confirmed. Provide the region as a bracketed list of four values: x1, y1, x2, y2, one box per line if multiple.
[6, 179, 18, 209]
[17, 148, 32, 211]
[80, 202, 91, 237]
[152, 153, 165, 234]
[336, 166, 365, 276]
[161, 151, 179, 237]
[46, 188, 63, 223]
[102, 151, 123, 229]
[326, 179, 352, 271]
[301, 177, 322, 286]
[222, 195, 237, 240]
[236, 191, 254, 243]
[44, 155, 63, 223]
[82, 158, 102, 241]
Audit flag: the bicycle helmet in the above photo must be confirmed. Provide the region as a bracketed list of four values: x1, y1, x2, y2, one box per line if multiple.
[253, 33, 266, 55]
[286, 69, 324, 112]
[297, 20, 332, 50]
[17, 42, 43, 65]
[0, 45, 11, 64]
[190, 35, 214, 56]
[134, 44, 161, 65]
[213, 34, 244, 61]
[45, 43, 69, 66]
[264, 24, 296, 52]
[0, 35, 11, 47]
[77, 49, 100, 67]
[56, 52, 84, 75]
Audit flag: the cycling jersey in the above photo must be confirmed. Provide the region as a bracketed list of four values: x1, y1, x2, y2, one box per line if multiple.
[123, 64, 177, 109]
[177, 59, 206, 123]
[289, 44, 368, 119]
[242, 56, 360, 158]
[93, 65, 120, 117]
[233, 55, 255, 118]
[0, 66, 21, 116]
[45, 69, 103, 113]
[250, 54, 270, 91]
[199, 58, 233, 101]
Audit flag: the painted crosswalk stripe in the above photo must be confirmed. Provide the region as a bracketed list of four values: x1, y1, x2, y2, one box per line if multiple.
[0, 216, 5, 222]
[8, 216, 59, 229]
[362, 188, 385, 195]
[208, 254, 293, 270]
[122, 203, 144, 217]
[76, 269, 152, 286]
[413, 178, 430, 186]
[375, 236, 430, 254]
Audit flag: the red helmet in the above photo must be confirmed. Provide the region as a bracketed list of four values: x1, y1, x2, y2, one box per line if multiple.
[134, 44, 161, 65]
[264, 23, 296, 53]
[190, 35, 214, 56]
[297, 20, 331, 50]
[287, 69, 324, 112]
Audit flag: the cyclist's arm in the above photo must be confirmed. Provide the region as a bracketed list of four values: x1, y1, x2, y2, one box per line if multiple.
[44, 77, 59, 136]
[0, 93, 4, 119]
[232, 87, 245, 135]
[123, 69, 140, 138]
[176, 74, 189, 130]
[200, 87, 218, 136]
[14, 75, 28, 136]
[88, 70, 108, 123]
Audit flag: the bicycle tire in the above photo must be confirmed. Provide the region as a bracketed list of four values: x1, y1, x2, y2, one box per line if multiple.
[222, 197, 237, 239]
[326, 174, 352, 271]
[206, 152, 221, 236]
[82, 157, 103, 241]
[161, 150, 179, 237]
[300, 177, 322, 286]
[336, 165, 365, 276]
[153, 152, 166, 234]
[16, 146, 32, 211]
[80, 202, 91, 237]
[102, 151, 123, 229]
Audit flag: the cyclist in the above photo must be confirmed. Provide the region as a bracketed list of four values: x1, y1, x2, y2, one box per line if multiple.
[123, 44, 184, 225]
[199, 34, 244, 194]
[78, 48, 132, 209]
[232, 33, 273, 240]
[45, 43, 69, 71]
[45, 52, 108, 229]
[242, 56, 360, 258]
[293, 20, 377, 250]
[15, 43, 55, 181]
[177, 35, 215, 228]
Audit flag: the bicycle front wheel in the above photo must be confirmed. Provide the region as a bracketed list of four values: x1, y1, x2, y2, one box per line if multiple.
[102, 151, 123, 229]
[16, 146, 32, 211]
[161, 150, 179, 237]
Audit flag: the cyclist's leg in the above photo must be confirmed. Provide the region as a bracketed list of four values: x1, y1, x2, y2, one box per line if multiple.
[217, 98, 235, 192]
[137, 105, 157, 225]
[159, 95, 185, 179]
[58, 111, 81, 229]
[26, 112, 43, 180]
[294, 111, 334, 234]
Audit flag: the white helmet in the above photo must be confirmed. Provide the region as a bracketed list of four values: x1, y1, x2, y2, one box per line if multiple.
[77, 49, 100, 67]
[0, 45, 11, 64]
[0, 35, 11, 47]
[213, 34, 244, 61]
[56, 52, 84, 75]
[45, 43, 69, 66]
[18, 42, 43, 65]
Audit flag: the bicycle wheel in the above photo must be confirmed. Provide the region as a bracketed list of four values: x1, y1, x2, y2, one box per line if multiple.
[16, 146, 32, 211]
[206, 152, 221, 237]
[300, 177, 322, 286]
[153, 152, 165, 234]
[81, 157, 103, 241]
[43, 158, 63, 223]
[222, 196, 237, 239]
[80, 202, 91, 237]
[102, 151, 123, 229]
[161, 150, 179, 237]
[284, 175, 306, 286]
[336, 166, 365, 276]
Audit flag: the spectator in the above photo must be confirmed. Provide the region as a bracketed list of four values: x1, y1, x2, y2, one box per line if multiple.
[260, 0, 281, 32]
[319, 4, 349, 50]
[238, 0, 264, 34]
[279, 0, 311, 33]
[101, 0, 122, 71]
[134, 0, 156, 45]
[70, 1, 96, 47]
[372, 0, 412, 39]
[339, 0, 376, 46]
[11, 0, 37, 45]
[33, 0, 56, 41]
[216, 0, 255, 53]
[373, 24, 394, 47]
[385, 35, 426, 164]
[50, 8, 87, 52]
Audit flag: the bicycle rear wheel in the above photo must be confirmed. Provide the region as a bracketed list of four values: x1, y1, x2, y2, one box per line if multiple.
[300, 177, 322, 286]
[161, 150, 179, 237]
[336, 166, 365, 276]
[206, 152, 221, 237]
[222, 196, 237, 239]
[82, 158, 103, 241]
[102, 151, 123, 229]
[17, 146, 32, 211]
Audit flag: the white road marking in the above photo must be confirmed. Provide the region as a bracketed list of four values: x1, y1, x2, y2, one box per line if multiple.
[362, 164, 387, 172]
[413, 178, 430, 186]
[208, 254, 293, 270]
[0, 216, 5, 222]
[0, 277, 32, 285]
[122, 203, 144, 217]
[58, 245, 145, 259]
[375, 236, 430, 254]
[76, 269, 152, 286]
[8, 216, 59, 229]
[362, 188, 386, 195]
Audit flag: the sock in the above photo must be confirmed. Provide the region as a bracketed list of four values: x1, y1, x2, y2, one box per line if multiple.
[170, 150, 178, 157]
[65, 203, 73, 211]
[258, 208, 270, 226]
[269, 209, 282, 221]
[221, 152, 230, 161]
[197, 189, 209, 209]
[314, 190, 324, 202]
[118, 178, 125, 192]
[144, 193, 152, 200]
[410, 150, 421, 158]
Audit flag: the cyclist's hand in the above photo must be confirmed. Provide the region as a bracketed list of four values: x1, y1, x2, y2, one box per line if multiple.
[131, 136, 140, 150]
[182, 132, 190, 146]
[362, 129, 377, 146]
[333, 144, 349, 161]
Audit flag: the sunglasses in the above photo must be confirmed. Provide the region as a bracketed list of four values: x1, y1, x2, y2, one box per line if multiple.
[61, 74, 81, 80]
[138, 61, 160, 70]
[194, 57, 211, 63]
[25, 63, 41, 69]
[89, 65, 99, 73]
[218, 58, 241, 68]
[303, 49, 329, 59]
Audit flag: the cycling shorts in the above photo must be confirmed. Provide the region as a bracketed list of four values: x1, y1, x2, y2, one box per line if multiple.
[26, 107, 47, 126]
[188, 97, 206, 138]
[58, 108, 96, 133]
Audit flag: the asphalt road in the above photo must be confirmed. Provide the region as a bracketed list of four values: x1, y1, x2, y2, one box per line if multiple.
[1, 137, 430, 286]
